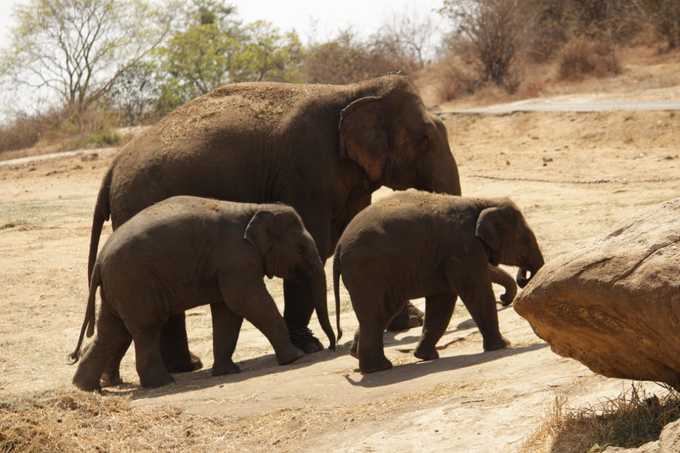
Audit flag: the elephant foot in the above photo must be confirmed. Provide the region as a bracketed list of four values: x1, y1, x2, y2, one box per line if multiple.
[101, 370, 123, 388]
[212, 359, 241, 376]
[483, 336, 510, 351]
[276, 344, 305, 366]
[414, 344, 439, 361]
[289, 327, 323, 354]
[140, 371, 175, 389]
[165, 352, 203, 373]
[386, 303, 424, 332]
[360, 355, 393, 374]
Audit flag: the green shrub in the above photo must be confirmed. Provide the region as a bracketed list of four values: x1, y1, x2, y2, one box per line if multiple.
[86, 129, 122, 147]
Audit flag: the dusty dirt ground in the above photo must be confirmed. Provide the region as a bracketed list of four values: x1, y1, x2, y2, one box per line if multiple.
[1, 108, 679, 452]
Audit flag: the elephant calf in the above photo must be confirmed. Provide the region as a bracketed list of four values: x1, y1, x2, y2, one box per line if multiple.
[70, 196, 335, 390]
[333, 191, 544, 373]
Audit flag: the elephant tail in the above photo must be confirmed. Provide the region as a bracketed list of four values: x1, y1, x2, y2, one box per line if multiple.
[333, 247, 343, 342]
[87, 166, 112, 283]
[69, 261, 101, 364]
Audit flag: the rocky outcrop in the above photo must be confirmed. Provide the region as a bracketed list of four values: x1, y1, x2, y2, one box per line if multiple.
[603, 419, 680, 453]
[514, 198, 680, 388]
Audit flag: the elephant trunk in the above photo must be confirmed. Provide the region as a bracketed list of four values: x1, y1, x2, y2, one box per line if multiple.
[517, 248, 545, 288]
[304, 243, 336, 350]
[418, 118, 462, 196]
[516, 267, 531, 288]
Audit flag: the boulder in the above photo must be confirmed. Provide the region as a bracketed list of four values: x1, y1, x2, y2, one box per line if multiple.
[515, 198, 680, 388]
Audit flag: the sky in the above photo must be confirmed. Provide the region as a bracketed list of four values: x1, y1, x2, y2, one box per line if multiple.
[0, 0, 447, 47]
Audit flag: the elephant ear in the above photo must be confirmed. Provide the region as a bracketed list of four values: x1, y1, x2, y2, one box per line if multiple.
[475, 207, 504, 266]
[339, 96, 389, 182]
[244, 211, 275, 260]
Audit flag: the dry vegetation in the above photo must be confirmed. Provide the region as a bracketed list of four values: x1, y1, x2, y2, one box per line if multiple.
[0, 389, 228, 452]
[0, 107, 123, 156]
[429, 0, 680, 105]
[522, 385, 680, 453]
[2, 0, 680, 156]
[558, 38, 621, 81]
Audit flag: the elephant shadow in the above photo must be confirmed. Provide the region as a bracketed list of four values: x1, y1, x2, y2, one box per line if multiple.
[125, 346, 345, 400]
[383, 305, 512, 351]
[455, 304, 512, 331]
[384, 328, 460, 353]
[343, 342, 547, 388]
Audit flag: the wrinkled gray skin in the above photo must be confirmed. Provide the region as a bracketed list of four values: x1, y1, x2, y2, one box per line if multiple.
[71, 196, 335, 390]
[333, 191, 544, 374]
[87, 75, 516, 372]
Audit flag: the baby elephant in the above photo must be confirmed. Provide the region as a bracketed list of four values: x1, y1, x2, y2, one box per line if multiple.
[333, 191, 544, 373]
[70, 196, 335, 390]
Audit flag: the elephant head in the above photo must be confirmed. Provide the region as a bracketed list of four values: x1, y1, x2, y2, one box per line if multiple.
[244, 207, 336, 349]
[474, 200, 545, 288]
[339, 76, 461, 197]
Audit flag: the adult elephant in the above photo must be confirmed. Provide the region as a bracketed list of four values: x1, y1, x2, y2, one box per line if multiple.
[87, 75, 515, 372]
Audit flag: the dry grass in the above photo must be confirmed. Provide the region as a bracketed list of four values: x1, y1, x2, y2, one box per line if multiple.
[558, 38, 622, 81]
[0, 109, 66, 154]
[0, 389, 228, 452]
[0, 105, 125, 157]
[428, 54, 480, 103]
[0, 380, 475, 453]
[522, 384, 680, 453]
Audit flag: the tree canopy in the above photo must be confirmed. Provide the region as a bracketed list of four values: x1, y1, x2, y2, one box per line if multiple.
[0, 0, 175, 116]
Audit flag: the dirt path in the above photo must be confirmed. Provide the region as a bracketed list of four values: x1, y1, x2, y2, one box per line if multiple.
[440, 96, 680, 115]
[0, 147, 117, 168]
[1, 109, 679, 452]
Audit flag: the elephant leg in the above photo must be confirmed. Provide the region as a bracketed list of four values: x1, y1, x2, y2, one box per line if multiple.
[488, 265, 517, 306]
[160, 313, 203, 373]
[223, 277, 304, 366]
[350, 329, 360, 358]
[101, 330, 132, 387]
[414, 293, 457, 361]
[73, 305, 129, 391]
[358, 318, 392, 373]
[133, 326, 174, 388]
[386, 301, 424, 332]
[283, 277, 323, 354]
[459, 283, 508, 351]
[354, 292, 396, 373]
[210, 302, 243, 376]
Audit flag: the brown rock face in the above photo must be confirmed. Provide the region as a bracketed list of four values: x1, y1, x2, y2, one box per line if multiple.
[515, 198, 680, 388]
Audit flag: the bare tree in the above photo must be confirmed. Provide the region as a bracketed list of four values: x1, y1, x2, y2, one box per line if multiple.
[375, 8, 440, 68]
[0, 0, 175, 119]
[302, 29, 415, 85]
[442, 0, 532, 87]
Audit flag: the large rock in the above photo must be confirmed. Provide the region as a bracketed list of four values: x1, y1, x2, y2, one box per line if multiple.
[515, 198, 680, 388]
